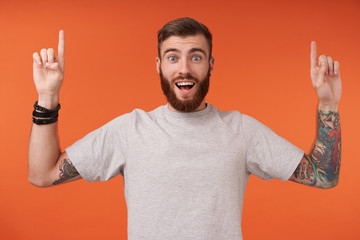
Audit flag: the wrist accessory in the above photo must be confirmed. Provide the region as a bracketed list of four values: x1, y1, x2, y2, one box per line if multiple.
[32, 110, 59, 118]
[32, 101, 61, 125]
[33, 101, 61, 112]
[32, 117, 58, 125]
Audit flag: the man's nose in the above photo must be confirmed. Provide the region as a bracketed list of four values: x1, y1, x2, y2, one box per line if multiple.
[178, 58, 191, 76]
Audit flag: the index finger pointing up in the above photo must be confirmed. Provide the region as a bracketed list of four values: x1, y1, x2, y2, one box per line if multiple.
[58, 30, 65, 65]
[310, 41, 317, 69]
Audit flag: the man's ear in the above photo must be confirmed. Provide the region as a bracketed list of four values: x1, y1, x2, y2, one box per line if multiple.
[156, 57, 161, 74]
[209, 57, 215, 75]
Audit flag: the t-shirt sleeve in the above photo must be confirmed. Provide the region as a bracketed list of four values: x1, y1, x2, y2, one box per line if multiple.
[65, 115, 128, 182]
[242, 114, 304, 181]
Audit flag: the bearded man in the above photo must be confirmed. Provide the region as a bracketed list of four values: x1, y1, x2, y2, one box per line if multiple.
[28, 17, 342, 240]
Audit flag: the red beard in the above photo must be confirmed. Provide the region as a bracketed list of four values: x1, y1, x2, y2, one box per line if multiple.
[160, 68, 210, 112]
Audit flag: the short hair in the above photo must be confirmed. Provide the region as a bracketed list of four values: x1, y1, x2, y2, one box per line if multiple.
[157, 17, 212, 59]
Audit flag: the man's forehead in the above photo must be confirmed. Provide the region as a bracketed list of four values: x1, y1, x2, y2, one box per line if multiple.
[160, 34, 209, 55]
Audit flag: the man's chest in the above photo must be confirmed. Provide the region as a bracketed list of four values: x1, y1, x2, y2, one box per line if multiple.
[124, 121, 247, 196]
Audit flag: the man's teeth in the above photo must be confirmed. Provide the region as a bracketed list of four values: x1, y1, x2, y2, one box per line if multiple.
[176, 82, 195, 87]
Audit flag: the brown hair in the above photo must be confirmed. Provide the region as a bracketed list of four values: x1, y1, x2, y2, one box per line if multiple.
[157, 17, 212, 59]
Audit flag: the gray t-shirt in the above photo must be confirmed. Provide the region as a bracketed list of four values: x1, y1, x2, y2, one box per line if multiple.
[66, 104, 303, 240]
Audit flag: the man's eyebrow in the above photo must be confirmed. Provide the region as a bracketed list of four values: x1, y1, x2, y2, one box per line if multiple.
[163, 48, 179, 55]
[190, 48, 207, 55]
[163, 48, 207, 56]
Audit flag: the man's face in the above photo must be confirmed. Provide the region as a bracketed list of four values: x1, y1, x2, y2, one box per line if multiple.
[157, 34, 214, 112]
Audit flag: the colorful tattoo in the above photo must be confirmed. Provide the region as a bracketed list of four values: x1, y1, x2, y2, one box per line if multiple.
[291, 155, 316, 186]
[290, 110, 341, 188]
[53, 158, 80, 185]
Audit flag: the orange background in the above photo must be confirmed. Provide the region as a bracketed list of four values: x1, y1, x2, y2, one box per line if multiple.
[0, 0, 359, 239]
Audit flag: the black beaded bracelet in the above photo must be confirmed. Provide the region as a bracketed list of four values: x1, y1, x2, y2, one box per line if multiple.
[32, 116, 58, 125]
[32, 101, 61, 125]
[33, 101, 61, 113]
[32, 110, 59, 118]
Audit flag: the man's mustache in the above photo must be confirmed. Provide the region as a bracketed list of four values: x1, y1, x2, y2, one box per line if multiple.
[172, 74, 199, 83]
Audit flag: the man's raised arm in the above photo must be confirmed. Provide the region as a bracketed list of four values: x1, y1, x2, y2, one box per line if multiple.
[28, 30, 81, 187]
[289, 41, 342, 189]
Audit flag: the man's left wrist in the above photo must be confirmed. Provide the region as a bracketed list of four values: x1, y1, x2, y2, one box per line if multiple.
[318, 102, 339, 113]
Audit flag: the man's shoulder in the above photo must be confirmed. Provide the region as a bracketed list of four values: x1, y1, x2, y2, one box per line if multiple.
[211, 105, 243, 120]
[112, 105, 165, 123]
[211, 106, 268, 129]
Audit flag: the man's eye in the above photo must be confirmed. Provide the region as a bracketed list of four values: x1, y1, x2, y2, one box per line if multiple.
[192, 56, 201, 61]
[168, 56, 177, 61]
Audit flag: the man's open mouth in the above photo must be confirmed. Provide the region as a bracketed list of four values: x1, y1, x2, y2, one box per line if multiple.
[175, 82, 195, 90]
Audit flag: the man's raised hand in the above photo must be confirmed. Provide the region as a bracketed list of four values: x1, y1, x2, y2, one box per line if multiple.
[310, 41, 342, 112]
[33, 30, 65, 109]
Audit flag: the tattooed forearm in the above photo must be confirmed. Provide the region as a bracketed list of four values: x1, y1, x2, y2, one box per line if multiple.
[53, 158, 80, 185]
[314, 110, 341, 187]
[290, 110, 341, 188]
[291, 155, 316, 186]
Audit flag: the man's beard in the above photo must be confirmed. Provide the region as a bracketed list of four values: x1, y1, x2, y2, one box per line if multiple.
[160, 68, 210, 112]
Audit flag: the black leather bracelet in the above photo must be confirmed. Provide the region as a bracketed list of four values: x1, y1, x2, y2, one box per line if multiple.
[32, 110, 59, 118]
[32, 116, 58, 125]
[33, 101, 61, 113]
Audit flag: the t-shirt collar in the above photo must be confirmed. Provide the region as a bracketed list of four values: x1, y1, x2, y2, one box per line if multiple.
[163, 103, 211, 118]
